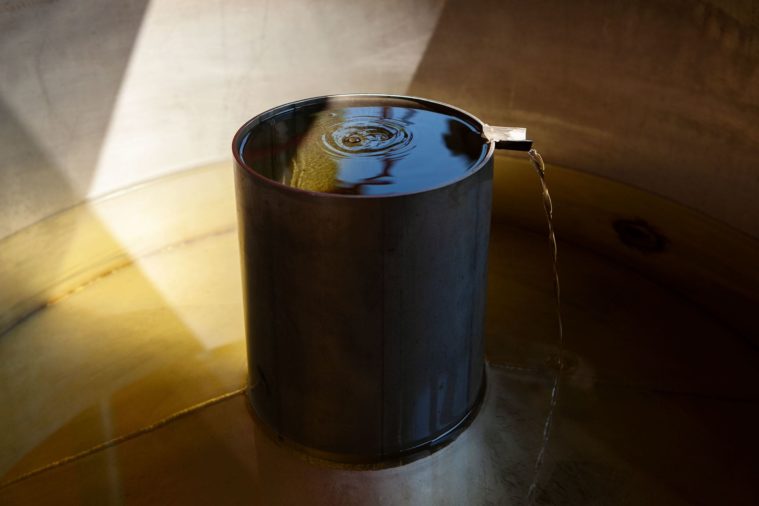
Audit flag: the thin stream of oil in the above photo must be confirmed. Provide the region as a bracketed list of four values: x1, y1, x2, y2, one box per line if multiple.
[525, 148, 565, 505]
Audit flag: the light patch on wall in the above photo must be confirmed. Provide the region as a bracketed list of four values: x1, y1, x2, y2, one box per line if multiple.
[88, 162, 245, 351]
[84, 0, 445, 350]
[0, 0, 153, 238]
[87, 0, 446, 198]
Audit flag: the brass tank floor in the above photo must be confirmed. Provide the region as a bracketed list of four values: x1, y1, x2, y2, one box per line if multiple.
[1, 158, 757, 504]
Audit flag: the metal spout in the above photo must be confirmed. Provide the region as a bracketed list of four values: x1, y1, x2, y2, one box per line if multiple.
[482, 125, 533, 151]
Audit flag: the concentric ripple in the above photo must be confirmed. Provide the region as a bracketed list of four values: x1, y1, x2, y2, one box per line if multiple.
[320, 116, 414, 160]
[241, 103, 490, 195]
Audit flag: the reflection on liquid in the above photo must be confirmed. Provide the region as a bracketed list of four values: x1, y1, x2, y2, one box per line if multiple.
[240, 104, 488, 195]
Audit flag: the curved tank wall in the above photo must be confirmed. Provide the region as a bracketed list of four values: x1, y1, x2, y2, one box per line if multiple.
[1, 0, 757, 238]
[1, 2, 758, 505]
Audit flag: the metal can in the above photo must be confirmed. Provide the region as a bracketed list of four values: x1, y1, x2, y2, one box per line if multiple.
[232, 94, 529, 462]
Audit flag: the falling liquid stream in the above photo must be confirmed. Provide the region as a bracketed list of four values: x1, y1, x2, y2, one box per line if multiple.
[525, 148, 565, 505]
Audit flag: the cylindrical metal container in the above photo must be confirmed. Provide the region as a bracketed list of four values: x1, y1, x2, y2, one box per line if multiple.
[233, 94, 528, 462]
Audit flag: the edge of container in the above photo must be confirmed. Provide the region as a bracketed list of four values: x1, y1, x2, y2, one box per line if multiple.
[231, 93, 497, 200]
[244, 367, 488, 468]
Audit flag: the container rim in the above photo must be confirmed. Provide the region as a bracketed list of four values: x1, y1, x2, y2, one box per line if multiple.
[231, 93, 496, 199]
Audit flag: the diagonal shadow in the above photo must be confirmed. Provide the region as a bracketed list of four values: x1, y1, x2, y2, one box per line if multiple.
[0, 0, 245, 483]
[0, 0, 152, 237]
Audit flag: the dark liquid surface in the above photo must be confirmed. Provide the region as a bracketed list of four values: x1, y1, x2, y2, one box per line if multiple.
[239, 102, 489, 195]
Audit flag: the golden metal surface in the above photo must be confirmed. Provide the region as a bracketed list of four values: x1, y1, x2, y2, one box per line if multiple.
[1, 156, 757, 503]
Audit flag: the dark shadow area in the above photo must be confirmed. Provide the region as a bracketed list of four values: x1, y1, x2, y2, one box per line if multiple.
[405, 2, 759, 501]
[407, 0, 759, 237]
[0, 99, 71, 240]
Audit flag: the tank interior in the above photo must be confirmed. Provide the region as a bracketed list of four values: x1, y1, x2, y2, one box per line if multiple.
[1, 1, 757, 504]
